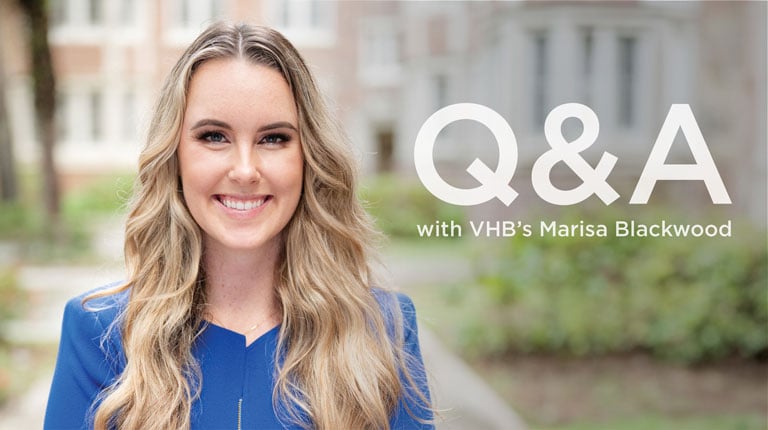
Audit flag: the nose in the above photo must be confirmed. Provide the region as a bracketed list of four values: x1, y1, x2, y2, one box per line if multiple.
[227, 144, 261, 184]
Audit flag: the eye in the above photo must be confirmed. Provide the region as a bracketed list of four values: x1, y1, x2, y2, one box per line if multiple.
[261, 133, 290, 146]
[197, 131, 228, 144]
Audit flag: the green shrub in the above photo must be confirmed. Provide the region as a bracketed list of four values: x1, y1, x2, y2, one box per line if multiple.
[0, 173, 133, 261]
[462, 214, 767, 363]
[62, 174, 133, 220]
[359, 174, 464, 239]
[60, 174, 133, 251]
[0, 268, 25, 337]
[0, 203, 44, 240]
[0, 267, 34, 407]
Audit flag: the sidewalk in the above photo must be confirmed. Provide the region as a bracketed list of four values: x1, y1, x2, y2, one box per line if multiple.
[0, 224, 526, 430]
[382, 253, 527, 429]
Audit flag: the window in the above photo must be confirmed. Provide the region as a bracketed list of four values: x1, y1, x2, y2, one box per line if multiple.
[277, 0, 332, 31]
[89, 90, 102, 143]
[51, 0, 67, 27]
[165, 0, 227, 45]
[359, 19, 400, 86]
[433, 74, 449, 111]
[618, 35, 637, 128]
[430, 74, 452, 143]
[51, 0, 146, 43]
[122, 91, 137, 141]
[580, 27, 594, 106]
[117, 0, 136, 27]
[55, 92, 70, 143]
[530, 31, 549, 127]
[56, 87, 103, 144]
[270, 0, 335, 46]
[87, 0, 102, 25]
[50, 0, 102, 33]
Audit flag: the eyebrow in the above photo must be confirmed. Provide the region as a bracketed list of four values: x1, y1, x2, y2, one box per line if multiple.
[190, 119, 298, 132]
[190, 119, 230, 130]
[258, 121, 298, 132]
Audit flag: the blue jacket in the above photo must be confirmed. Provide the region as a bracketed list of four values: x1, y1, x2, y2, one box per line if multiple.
[44, 286, 433, 429]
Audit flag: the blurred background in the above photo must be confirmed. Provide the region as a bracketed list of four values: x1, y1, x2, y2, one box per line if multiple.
[0, 1, 766, 429]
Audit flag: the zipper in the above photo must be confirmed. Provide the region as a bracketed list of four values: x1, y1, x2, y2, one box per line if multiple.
[237, 398, 243, 430]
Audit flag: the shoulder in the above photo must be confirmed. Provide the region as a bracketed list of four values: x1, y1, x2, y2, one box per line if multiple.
[63, 282, 129, 332]
[371, 289, 420, 341]
[59, 282, 129, 362]
[60, 282, 129, 368]
[372, 288, 415, 310]
[372, 289, 416, 319]
[45, 283, 128, 427]
[372, 290, 434, 427]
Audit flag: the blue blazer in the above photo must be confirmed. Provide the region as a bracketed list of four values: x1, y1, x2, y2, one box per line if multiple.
[44, 286, 433, 429]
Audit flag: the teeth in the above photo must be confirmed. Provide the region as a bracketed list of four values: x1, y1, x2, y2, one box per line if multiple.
[220, 197, 266, 211]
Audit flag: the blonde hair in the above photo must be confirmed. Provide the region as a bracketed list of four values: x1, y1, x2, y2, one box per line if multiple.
[85, 22, 431, 429]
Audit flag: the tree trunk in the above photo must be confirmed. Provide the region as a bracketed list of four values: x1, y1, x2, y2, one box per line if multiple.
[18, 0, 59, 228]
[0, 42, 19, 203]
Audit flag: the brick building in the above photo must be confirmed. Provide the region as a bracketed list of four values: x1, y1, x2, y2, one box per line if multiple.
[0, 1, 764, 220]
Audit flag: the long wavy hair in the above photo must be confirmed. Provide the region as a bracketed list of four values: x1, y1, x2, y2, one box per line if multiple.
[85, 22, 430, 429]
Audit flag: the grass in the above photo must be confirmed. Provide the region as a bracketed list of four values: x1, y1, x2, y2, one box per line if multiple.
[470, 352, 767, 430]
[537, 414, 766, 430]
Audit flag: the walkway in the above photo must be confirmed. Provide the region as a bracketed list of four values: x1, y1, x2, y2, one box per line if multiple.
[0, 224, 526, 430]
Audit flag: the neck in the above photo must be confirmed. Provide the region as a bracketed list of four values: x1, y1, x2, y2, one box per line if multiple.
[202, 238, 282, 338]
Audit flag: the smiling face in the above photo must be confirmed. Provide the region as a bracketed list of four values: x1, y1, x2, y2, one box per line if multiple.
[178, 58, 303, 257]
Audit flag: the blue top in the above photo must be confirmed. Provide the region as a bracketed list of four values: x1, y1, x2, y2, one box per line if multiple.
[44, 286, 433, 429]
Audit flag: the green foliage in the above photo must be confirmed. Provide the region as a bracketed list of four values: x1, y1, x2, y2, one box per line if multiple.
[0, 268, 24, 328]
[0, 173, 133, 261]
[59, 174, 133, 252]
[359, 174, 464, 239]
[0, 267, 26, 404]
[0, 202, 44, 240]
[62, 174, 133, 219]
[463, 215, 767, 363]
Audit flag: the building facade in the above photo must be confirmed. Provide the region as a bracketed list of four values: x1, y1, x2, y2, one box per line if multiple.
[0, 0, 764, 219]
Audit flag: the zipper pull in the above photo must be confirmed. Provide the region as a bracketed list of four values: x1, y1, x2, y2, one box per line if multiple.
[237, 398, 243, 430]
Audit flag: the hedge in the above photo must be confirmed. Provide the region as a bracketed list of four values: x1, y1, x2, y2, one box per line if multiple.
[461, 215, 767, 363]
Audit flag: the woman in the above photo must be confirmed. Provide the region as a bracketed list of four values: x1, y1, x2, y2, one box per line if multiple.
[45, 22, 433, 430]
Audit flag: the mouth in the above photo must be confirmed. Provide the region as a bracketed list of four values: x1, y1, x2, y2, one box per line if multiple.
[215, 195, 271, 211]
